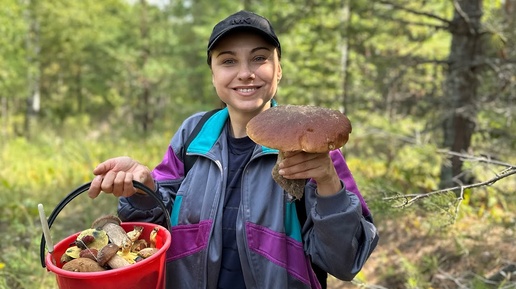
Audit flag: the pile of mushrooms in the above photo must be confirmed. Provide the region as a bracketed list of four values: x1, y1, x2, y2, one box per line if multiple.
[247, 105, 352, 200]
[60, 215, 161, 272]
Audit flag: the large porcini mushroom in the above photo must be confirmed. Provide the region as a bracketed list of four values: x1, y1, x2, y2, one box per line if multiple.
[246, 105, 352, 200]
[91, 215, 130, 248]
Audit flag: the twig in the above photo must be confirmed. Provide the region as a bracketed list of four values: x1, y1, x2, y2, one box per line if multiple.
[434, 268, 470, 289]
[384, 167, 516, 207]
[377, 0, 451, 24]
[439, 150, 514, 168]
[375, 14, 449, 30]
[452, 0, 476, 35]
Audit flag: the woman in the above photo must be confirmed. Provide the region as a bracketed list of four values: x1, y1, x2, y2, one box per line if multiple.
[88, 10, 378, 289]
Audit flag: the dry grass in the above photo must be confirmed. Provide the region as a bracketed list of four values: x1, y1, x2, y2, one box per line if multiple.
[328, 214, 516, 289]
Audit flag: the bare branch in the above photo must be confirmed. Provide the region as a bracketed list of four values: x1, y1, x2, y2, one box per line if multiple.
[439, 150, 514, 168]
[377, 0, 451, 25]
[384, 164, 516, 207]
[375, 14, 449, 30]
[452, 0, 476, 35]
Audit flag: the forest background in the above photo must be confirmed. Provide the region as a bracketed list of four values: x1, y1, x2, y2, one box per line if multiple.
[1, 0, 515, 288]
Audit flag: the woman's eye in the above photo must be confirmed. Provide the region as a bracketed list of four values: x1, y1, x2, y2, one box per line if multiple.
[222, 59, 236, 65]
[253, 56, 267, 62]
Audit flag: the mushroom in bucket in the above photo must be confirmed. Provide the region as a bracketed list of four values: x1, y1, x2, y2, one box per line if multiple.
[246, 105, 352, 200]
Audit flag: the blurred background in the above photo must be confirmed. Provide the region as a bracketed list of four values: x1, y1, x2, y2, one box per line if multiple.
[1, 0, 515, 288]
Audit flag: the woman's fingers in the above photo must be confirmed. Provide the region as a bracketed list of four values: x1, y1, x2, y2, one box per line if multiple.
[88, 175, 103, 198]
[88, 157, 150, 199]
[279, 152, 330, 179]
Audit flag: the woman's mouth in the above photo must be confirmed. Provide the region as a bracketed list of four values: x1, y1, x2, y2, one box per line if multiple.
[236, 87, 259, 93]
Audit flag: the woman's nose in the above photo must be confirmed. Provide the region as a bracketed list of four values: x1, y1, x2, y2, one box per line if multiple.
[237, 63, 255, 80]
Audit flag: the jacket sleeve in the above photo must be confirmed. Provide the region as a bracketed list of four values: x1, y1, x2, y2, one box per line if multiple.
[116, 147, 181, 228]
[117, 113, 203, 227]
[303, 150, 379, 281]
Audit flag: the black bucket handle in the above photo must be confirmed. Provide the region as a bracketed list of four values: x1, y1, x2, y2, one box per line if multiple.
[39, 180, 171, 268]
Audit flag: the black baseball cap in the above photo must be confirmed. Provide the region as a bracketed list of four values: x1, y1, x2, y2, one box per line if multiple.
[207, 10, 281, 65]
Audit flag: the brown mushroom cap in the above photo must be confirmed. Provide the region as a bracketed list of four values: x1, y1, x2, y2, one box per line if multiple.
[79, 248, 99, 261]
[97, 243, 120, 267]
[246, 105, 352, 152]
[62, 257, 105, 272]
[91, 215, 122, 229]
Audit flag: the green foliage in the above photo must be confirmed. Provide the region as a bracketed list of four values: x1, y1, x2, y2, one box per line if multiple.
[399, 254, 432, 289]
[0, 0, 27, 101]
[0, 119, 171, 289]
[0, 0, 515, 288]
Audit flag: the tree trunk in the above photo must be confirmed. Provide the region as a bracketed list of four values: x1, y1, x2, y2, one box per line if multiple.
[440, 0, 483, 188]
[24, 0, 40, 139]
[139, 0, 151, 132]
[340, 0, 351, 113]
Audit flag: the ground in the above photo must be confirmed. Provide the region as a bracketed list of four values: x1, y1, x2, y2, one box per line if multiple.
[327, 215, 516, 289]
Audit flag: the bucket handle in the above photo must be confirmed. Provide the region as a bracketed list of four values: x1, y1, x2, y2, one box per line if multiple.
[39, 180, 171, 268]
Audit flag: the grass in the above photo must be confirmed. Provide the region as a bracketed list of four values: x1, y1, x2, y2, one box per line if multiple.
[1, 121, 515, 289]
[0, 126, 169, 289]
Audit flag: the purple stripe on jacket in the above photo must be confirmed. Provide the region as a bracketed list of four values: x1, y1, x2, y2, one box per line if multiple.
[246, 222, 322, 288]
[152, 146, 183, 181]
[166, 220, 212, 262]
[329, 150, 371, 217]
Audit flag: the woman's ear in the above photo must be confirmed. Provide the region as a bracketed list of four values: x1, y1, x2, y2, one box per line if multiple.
[277, 64, 282, 83]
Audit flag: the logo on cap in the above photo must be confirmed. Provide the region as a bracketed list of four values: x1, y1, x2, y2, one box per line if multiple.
[230, 17, 252, 25]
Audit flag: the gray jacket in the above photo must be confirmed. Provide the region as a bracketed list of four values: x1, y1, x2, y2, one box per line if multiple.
[118, 108, 378, 289]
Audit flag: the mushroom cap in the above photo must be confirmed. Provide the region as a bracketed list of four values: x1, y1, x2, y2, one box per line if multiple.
[62, 257, 106, 272]
[79, 248, 99, 261]
[246, 105, 352, 152]
[97, 243, 120, 267]
[63, 246, 81, 259]
[75, 228, 109, 250]
[91, 215, 122, 229]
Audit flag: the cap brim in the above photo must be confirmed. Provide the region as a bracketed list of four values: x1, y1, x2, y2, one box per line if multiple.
[207, 26, 280, 51]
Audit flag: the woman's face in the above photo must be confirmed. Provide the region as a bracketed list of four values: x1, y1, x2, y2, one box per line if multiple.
[210, 31, 282, 116]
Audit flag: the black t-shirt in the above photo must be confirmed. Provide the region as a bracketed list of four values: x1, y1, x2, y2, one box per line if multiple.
[217, 133, 255, 289]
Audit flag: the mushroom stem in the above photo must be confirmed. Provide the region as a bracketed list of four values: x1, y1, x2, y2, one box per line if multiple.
[107, 254, 131, 269]
[272, 151, 306, 200]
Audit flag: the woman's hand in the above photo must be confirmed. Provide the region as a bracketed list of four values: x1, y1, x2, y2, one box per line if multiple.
[278, 151, 342, 196]
[88, 156, 154, 198]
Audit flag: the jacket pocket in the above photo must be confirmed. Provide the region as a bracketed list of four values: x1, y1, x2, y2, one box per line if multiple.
[246, 222, 316, 286]
[166, 219, 212, 262]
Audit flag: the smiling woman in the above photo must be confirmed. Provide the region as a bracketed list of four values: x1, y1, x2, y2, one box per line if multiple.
[87, 10, 378, 289]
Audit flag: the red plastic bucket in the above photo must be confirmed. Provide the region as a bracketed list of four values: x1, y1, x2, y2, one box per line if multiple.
[40, 181, 172, 289]
[46, 222, 170, 289]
